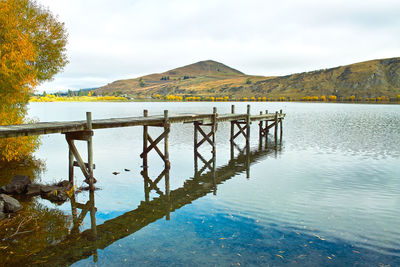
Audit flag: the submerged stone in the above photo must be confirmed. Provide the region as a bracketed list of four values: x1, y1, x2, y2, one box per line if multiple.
[0, 194, 23, 213]
[0, 175, 31, 194]
[40, 185, 61, 194]
[42, 190, 68, 203]
[26, 184, 42, 196]
[40, 180, 72, 204]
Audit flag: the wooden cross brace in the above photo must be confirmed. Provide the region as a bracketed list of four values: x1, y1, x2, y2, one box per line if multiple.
[194, 122, 215, 149]
[140, 127, 170, 165]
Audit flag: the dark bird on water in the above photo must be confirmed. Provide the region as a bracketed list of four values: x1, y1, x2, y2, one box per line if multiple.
[112, 172, 120, 175]
[124, 169, 130, 172]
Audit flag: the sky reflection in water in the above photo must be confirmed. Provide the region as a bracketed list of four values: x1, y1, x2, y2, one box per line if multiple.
[2, 102, 399, 266]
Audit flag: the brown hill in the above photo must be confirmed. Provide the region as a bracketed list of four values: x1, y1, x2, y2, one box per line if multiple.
[96, 57, 400, 99]
[95, 60, 245, 96]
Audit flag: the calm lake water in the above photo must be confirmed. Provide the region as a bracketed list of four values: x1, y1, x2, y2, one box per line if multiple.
[1, 102, 400, 266]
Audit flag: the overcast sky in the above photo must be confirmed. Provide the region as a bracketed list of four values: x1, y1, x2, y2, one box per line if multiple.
[36, 0, 400, 92]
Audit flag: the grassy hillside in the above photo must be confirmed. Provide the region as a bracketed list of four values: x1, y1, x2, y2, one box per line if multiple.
[95, 57, 400, 100]
[96, 60, 246, 96]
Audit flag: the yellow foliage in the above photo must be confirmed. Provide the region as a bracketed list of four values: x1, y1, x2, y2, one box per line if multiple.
[30, 95, 127, 102]
[328, 95, 337, 101]
[165, 95, 183, 101]
[301, 96, 319, 101]
[0, 0, 67, 162]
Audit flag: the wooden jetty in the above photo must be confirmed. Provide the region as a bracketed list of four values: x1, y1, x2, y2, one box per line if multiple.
[0, 105, 285, 187]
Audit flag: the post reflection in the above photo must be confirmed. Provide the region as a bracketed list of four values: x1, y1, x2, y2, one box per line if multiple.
[69, 187, 98, 262]
[194, 146, 217, 195]
[141, 166, 171, 220]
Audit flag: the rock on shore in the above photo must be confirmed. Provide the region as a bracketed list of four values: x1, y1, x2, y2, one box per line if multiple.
[0, 194, 23, 219]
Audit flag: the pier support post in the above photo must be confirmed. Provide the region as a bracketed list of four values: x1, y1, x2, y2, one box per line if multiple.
[212, 107, 217, 195]
[68, 148, 74, 185]
[258, 111, 263, 146]
[246, 105, 251, 178]
[246, 104, 251, 147]
[143, 110, 149, 201]
[279, 109, 283, 144]
[212, 107, 217, 157]
[143, 110, 148, 169]
[64, 112, 96, 187]
[164, 110, 170, 170]
[274, 111, 278, 145]
[265, 110, 269, 144]
[86, 112, 95, 190]
[230, 105, 235, 160]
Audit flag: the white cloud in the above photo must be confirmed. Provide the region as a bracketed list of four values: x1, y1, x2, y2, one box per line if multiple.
[36, 0, 400, 92]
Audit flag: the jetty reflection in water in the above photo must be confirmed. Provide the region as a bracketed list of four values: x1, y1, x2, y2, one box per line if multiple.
[20, 139, 280, 266]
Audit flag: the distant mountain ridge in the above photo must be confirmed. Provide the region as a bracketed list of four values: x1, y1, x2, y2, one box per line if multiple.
[96, 57, 400, 99]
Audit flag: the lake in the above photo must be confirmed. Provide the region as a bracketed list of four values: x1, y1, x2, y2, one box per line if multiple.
[1, 102, 400, 266]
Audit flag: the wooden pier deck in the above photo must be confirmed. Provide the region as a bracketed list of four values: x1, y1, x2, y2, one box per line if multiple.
[0, 111, 284, 138]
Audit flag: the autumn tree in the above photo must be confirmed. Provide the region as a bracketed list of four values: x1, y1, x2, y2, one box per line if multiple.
[0, 0, 68, 162]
